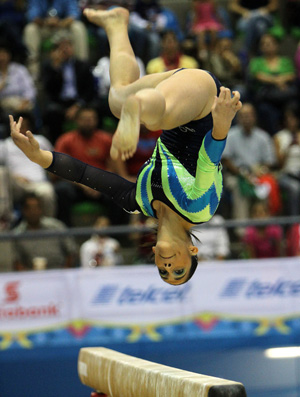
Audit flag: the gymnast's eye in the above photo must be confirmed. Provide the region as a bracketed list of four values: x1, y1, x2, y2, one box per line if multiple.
[159, 269, 168, 276]
[174, 269, 185, 276]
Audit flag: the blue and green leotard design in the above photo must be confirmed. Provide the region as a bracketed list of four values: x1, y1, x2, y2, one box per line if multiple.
[135, 127, 226, 224]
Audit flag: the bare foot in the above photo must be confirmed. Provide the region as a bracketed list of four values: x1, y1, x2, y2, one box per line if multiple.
[83, 7, 129, 30]
[110, 96, 140, 161]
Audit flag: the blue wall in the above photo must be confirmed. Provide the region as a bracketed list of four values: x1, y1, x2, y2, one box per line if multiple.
[1, 339, 300, 397]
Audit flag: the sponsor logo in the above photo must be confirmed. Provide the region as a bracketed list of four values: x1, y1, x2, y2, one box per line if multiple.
[1, 281, 60, 321]
[220, 278, 300, 298]
[0, 304, 60, 320]
[92, 285, 119, 304]
[220, 279, 247, 297]
[4, 281, 20, 303]
[92, 284, 190, 305]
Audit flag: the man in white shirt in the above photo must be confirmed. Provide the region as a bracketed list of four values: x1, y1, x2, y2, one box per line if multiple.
[80, 216, 123, 268]
[222, 103, 276, 220]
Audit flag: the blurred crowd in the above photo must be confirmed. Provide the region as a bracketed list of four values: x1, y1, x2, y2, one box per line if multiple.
[0, 0, 300, 271]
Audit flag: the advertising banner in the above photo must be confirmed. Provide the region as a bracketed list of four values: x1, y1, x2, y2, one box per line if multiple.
[1, 257, 300, 349]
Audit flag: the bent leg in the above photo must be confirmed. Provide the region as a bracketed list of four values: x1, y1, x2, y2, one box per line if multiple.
[84, 7, 140, 112]
[84, 7, 174, 117]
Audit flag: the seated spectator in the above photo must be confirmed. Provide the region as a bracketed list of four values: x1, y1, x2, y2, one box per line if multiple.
[273, 103, 300, 216]
[12, 193, 77, 271]
[0, 41, 36, 126]
[222, 103, 276, 223]
[203, 32, 246, 99]
[146, 30, 198, 74]
[229, 0, 279, 54]
[23, 0, 89, 80]
[80, 216, 123, 267]
[53, 107, 127, 226]
[42, 32, 96, 142]
[192, 214, 230, 261]
[247, 33, 297, 135]
[189, 0, 225, 61]
[242, 199, 283, 259]
[0, 111, 56, 218]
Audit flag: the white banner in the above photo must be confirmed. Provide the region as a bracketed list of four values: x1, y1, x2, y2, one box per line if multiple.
[0, 257, 300, 332]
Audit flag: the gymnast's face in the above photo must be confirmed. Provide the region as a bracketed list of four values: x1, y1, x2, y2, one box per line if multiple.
[152, 241, 198, 285]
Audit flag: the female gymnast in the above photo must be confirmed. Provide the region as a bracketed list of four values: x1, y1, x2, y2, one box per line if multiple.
[9, 7, 242, 285]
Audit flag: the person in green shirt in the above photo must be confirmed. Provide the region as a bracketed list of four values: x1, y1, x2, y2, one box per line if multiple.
[248, 33, 297, 134]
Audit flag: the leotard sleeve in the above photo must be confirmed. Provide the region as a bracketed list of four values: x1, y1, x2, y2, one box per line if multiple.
[46, 152, 140, 213]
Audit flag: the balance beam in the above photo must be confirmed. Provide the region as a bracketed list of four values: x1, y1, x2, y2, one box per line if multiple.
[78, 347, 247, 396]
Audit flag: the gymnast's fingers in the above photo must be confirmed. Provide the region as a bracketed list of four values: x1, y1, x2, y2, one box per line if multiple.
[223, 87, 231, 101]
[231, 91, 241, 105]
[218, 86, 226, 100]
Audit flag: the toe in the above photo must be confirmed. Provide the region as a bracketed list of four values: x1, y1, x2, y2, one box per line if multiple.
[110, 145, 119, 160]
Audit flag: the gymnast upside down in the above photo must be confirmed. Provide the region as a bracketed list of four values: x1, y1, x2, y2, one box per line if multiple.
[10, 6, 242, 285]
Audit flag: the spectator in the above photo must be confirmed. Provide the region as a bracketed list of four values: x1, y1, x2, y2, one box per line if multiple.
[242, 199, 283, 259]
[23, 0, 89, 80]
[0, 42, 36, 126]
[12, 193, 77, 271]
[189, 0, 225, 61]
[80, 216, 123, 268]
[0, 111, 56, 218]
[229, 0, 278, 54]
[192, 214, 230, 261]
[146, 30, 198, 74]
[53, 106, 127, 226]
[42, 32, 96, 142]
[247, 32, 297, 135]
[222, 103, 276, 222]
[273, 103, 300, 216]
[203, 32, 245, 99]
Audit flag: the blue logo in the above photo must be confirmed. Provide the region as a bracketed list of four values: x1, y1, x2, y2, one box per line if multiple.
[220, 278, 300, 298]
[220, 279, 247, 298]
[92, 285, 190, 305]
[92, 285, 119, 304]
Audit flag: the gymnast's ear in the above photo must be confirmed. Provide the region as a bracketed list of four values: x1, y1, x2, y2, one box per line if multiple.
[152, 246, 156, 254]
[189, 245, 198, 255]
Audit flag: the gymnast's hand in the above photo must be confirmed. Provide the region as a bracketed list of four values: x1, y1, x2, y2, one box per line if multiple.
[211, 87, 242, 140]
[9, 115, 53, 168]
